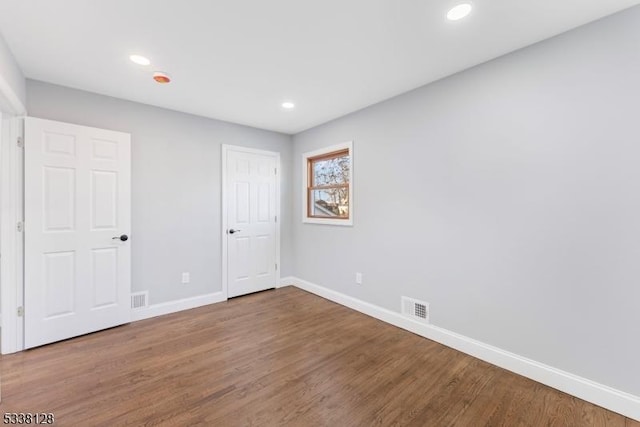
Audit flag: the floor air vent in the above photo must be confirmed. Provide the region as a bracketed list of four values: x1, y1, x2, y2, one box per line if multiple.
[401, 296, 430, 323]
[131, 291, 149, 309]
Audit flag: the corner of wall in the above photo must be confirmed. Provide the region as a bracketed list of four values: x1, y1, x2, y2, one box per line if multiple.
[0, 32, 26, 115]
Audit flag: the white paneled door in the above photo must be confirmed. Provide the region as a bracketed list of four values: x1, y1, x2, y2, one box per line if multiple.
[25, 117, 131, 349]
[224, 146, 279, 298]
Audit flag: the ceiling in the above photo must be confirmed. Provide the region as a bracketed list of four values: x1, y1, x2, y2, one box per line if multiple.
[0, 1, 638, 134]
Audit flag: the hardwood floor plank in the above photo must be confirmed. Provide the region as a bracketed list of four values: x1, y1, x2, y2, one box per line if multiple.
[0, 287, 634, 426]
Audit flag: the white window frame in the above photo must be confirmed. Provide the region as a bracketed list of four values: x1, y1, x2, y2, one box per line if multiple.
[301, 141, 353, 226]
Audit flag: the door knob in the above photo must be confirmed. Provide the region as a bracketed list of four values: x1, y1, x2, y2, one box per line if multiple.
[112, 234, 129, 241]
[228, 229, 241, 234]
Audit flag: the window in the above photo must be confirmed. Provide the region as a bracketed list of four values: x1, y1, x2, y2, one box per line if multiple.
[302, 141, 353, 226]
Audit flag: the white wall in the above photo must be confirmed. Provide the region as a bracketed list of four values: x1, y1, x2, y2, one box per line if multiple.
[292, 6, 640, 397]
[0, 31, 25, 113]
[27, 80, 293, 305]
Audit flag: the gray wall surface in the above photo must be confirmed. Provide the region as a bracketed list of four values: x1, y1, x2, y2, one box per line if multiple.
[292, 7, 640, 396]
[0, 31, 25, 111]
[27, 80, 293, 304]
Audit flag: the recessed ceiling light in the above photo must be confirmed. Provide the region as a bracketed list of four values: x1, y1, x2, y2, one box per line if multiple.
[129, 54, 151, 66]
[447, 3, 472, 21]
[282, 102, 295, 109]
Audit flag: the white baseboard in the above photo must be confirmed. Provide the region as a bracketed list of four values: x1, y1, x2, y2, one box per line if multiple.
[287, 276, 640, 421]
[277, 276, 296, 288]
[131, 278, 295, 322]
[131, 291, 226, 322]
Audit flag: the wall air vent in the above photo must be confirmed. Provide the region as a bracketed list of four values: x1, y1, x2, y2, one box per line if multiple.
[401, 296, 430, 323]
[131, 291, 149, 309]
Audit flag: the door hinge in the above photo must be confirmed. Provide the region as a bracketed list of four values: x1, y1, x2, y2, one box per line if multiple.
[274, 168, 277, 175]
[275, 215, 277, 223]
[17, 136, 23, 148]
[17, 221, 24, 232]
[17, 306, 24, 317]
[275, 263, 278, 271]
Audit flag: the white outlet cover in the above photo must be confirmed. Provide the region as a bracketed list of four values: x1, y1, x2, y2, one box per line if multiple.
[181, 272, 190, 284]
[355, 273, 363, 285]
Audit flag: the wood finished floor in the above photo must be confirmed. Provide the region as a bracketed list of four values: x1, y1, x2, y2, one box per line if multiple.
[1, 287, 637, 427]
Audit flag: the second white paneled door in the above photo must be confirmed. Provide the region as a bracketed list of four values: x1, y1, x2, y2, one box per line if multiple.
[224, 146, 279, 298]
[24, 117, 131, 349]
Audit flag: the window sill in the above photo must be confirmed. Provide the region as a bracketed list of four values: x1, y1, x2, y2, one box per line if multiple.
[303, 217, 353, 226]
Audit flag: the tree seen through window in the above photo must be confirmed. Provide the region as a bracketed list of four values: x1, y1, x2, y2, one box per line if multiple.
[307, 149, 350, 219]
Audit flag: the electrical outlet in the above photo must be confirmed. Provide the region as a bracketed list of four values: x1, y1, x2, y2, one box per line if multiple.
[181, 272, 190, 284]
[355, 272, 363, 285]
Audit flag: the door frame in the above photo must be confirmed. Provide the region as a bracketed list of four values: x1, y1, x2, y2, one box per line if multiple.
[0, 71, 27, 354]
[0, 114, 25, 354]
[221, 145, 281, 300]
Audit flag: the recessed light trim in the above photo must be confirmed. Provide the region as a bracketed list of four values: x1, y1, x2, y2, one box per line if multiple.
[130, 54, 151, 66]
[447, 3, 472, 21]
[282, 101, 295, 109]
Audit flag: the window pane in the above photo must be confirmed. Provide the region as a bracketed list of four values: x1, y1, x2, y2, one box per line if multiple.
[312, 154, 350, 186]
[310, 188, 349, 218]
